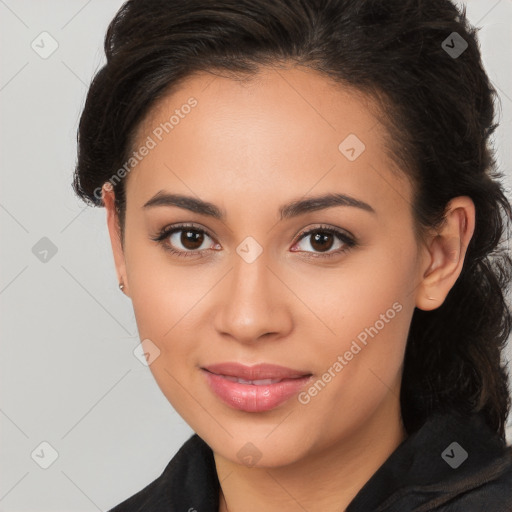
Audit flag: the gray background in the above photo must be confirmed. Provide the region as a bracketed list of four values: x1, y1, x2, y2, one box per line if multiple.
[1, 1, 511, 510]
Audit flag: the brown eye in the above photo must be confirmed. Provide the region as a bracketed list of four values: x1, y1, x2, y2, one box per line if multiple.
[177, 229, 206, 250]
[309, 232, 335, 252]
[151, 223, 218, 258]
[291, 226, 356, 258]
[152, 223, 355, 260]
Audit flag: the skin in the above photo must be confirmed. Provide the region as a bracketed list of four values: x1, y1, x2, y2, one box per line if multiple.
[102, 64, 475, 512]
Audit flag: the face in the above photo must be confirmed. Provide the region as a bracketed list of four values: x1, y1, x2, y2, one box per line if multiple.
[106, 65, 431, 467]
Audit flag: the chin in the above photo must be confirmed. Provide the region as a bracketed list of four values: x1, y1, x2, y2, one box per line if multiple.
[202, 424, 313, 468]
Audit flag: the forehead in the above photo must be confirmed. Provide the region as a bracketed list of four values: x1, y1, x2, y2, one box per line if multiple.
[136, 65, 382, 148]
[125, 65, 411, 217]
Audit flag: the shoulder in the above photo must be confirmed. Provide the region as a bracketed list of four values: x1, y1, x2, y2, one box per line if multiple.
[347, 411, 512, 511]
[443, 447, 512, 511]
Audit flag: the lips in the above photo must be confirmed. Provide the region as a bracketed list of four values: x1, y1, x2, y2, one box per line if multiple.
[201, 362, 313, 412]
[202, 362, 312, 381]
[220, 376, 283, 385]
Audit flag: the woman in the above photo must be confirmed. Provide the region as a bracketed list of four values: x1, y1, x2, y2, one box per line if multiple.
[72, 0, 512, 510]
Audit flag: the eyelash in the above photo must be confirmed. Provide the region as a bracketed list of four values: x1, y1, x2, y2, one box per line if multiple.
[151, 223, 357, 260]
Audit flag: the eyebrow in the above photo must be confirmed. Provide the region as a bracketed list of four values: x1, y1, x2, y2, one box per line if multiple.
[143, 190, 376, 220]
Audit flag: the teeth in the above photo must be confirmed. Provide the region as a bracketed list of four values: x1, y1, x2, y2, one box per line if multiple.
[250, 378, 281, 385]
[222, 376, 282, 385]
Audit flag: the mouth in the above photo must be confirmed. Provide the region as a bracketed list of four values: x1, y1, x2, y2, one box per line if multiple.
[202, 361, 312, 380]
[210, 375, 292, 385]
[200, 362, 313, 412]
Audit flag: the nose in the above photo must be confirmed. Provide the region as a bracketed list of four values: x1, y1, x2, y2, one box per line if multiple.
[212, 249, 293, 346]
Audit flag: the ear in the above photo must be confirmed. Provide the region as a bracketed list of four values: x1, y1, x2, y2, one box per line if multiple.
[415, 196, 475, 311]
[102, 183, 130, 297]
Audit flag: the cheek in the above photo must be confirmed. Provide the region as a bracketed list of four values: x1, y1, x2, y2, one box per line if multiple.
[297, 291, 411, 435]
[124, 227, 211, 336]
[301, 238, 417, 395]
[130, 273, 207, 350]
[125, 257, 206, 420]
[316, 237, 417, 335]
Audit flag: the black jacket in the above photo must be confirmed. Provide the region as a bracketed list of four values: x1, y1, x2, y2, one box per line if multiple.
[108, 411, 512, 511]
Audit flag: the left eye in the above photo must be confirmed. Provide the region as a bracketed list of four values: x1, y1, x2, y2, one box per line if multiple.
[291, 226, 356, 256]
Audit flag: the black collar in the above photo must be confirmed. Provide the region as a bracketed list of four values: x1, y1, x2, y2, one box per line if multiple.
[346, 411, 512, 511]
[109, 411, 512, 511]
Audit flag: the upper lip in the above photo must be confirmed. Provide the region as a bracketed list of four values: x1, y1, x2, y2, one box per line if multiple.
[202, 362, 312, 380]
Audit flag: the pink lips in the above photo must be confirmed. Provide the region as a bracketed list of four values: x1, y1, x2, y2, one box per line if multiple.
[201, 362, 313, 412]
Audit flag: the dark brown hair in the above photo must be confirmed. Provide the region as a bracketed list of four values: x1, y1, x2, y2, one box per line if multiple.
[72, 0, 512, 439]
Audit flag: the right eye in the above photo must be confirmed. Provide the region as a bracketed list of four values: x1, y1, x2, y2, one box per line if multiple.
[151, 223, 220, 258]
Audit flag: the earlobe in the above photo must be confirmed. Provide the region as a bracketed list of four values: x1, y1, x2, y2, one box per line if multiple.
[416, 197, 475, 311]
[102, 183, 129, 296]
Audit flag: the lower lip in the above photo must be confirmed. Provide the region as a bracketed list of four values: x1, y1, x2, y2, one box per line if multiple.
[202, 369, 313, 412]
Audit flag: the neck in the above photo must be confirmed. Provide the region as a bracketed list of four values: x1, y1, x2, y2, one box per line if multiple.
[215, 392, 406, 512]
